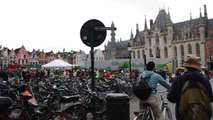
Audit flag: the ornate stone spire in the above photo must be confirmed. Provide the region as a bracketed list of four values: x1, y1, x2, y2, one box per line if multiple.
[144, 15, 148, 30]
[110, 21, 116, 42]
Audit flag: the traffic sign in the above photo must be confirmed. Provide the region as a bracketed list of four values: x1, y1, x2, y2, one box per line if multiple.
[80, 19, 107, 47]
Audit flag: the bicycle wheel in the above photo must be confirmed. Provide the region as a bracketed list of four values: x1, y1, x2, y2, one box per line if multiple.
[134, 113, 144, 120]
[65, 105, 86, 120]
[134, 109, 154, 120]
[162, 107, 173, 120]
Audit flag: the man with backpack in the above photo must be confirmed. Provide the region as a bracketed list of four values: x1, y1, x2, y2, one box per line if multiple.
[138, 61, 171, 120]
[167, 54, 213, 120]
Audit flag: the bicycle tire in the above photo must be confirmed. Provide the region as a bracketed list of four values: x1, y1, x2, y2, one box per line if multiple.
[162, 107, 173, 120]
[134, 109, 154, 120]
[18, 111, 31, 120]
[134, 113, 144, 120]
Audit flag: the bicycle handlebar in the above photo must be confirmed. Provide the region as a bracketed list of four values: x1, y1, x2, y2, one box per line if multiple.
[157, 89, 168, 93]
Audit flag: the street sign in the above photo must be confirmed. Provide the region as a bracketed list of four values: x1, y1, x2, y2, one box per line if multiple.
[80, 19, 116, 93]
[80, 19, 107, 47]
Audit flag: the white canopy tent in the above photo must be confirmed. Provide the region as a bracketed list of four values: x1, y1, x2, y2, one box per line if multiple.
[42, 59, 72, 68]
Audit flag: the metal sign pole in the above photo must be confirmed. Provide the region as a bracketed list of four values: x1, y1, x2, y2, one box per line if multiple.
[90, 26, 95, 92]
[80, 19, 116, 92]
[80, 19, 117, 120]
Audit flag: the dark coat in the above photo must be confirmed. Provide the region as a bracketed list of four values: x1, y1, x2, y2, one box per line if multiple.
[167, 70, 213, 120]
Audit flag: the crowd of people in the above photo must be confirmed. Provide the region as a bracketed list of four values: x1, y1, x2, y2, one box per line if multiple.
[1, 53, 213, 120]
[0, 66, 141, 84]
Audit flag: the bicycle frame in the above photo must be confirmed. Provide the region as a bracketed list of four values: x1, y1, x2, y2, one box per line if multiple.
[133, 104, 154, 120]
[158, 90, 173, 120]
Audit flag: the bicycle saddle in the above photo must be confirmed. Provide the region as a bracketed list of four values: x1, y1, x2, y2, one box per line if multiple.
[0, 96, 13, 109]
[60, 95, 80, 103]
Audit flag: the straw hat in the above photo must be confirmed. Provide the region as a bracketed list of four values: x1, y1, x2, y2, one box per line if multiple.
[182, 54, 201, 70]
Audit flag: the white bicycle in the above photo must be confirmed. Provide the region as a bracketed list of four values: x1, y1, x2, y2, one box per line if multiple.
[133, 90, 172, 120]
[158, 90, 173, 120]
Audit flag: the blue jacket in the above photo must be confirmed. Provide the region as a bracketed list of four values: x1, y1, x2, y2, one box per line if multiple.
[141, 70, 171, 97]
[167, 70, 213, 120]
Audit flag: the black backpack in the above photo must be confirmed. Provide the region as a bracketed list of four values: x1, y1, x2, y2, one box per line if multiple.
[133, 75, 152, 100]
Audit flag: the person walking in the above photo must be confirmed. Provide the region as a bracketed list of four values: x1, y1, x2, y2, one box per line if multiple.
[139, 61, 171, 120]
[167, 54, 213, 120]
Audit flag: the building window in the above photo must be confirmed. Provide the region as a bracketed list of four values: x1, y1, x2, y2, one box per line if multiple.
[142, 50, 145, 57]
[163, 36, 167, 44]
[180, 44, 184, 57]
[156, 34, 159, 46]
[188, 44, 192, 54]
[149, 49, 152, 58]
[174, 46, 177, 57]
[196, 43, 200, 57]
[137, 50, 140, 59]
[156, 47, 160, 58]
[149, 39, 151, 47]
[133, 51, 136, 59]
[185, 32, 188, 39]
[164, 47, 168, 58]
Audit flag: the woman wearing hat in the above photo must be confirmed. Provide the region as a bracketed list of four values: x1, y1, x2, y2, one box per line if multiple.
[167, 54, 213, 120]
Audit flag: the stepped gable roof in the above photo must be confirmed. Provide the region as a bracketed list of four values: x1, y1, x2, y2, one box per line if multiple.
[152, 9, 173, 30]
[173, 18, 200, 39]
[14, 45, 26, 54]
[45, 51, 54, 56]
[14, 48, 21, 54]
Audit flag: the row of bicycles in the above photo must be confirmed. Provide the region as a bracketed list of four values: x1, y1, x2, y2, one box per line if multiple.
[0, 75, 134, 120]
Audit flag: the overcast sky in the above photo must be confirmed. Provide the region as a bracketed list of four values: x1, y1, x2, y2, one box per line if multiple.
[0, 0, 212, 54]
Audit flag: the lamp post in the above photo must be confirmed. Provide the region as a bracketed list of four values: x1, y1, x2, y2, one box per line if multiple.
[127, 43, 132, 80]
[143, 54, 146, 70]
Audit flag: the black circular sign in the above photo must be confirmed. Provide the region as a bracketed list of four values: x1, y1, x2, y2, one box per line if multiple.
[80, 19, 107, 47]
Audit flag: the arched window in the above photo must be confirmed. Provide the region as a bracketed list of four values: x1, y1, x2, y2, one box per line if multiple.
[188, 44, 192, 54]
[196, 43, 200, 57]
[137, 50, 140, 59]
[156, 47, 160, 58]
[164, 47, 168, 58]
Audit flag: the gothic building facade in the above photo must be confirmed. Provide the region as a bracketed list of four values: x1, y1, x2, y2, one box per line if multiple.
[131, 5, 213, 69]
[103, 22, 130, 60]
[104, 4, 213, 71]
